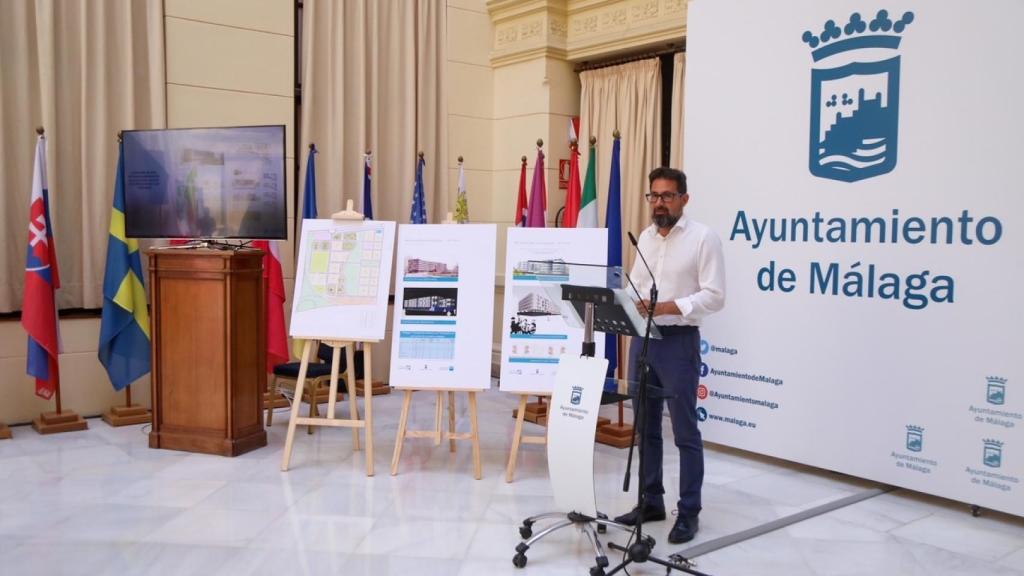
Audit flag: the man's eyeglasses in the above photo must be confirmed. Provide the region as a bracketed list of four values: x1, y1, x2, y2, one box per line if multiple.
[645, 192, 683, 203]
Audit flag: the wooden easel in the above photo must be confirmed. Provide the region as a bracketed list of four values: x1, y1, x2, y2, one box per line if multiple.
[391, 388, 482, 479]
[389, 212, 482, 479]
[102, 384, 152, 426]
[280, 337, 375, 474]
[506, 391, 551, 482]
[280, 201, 380, 476]
[0, 423, 11, 440]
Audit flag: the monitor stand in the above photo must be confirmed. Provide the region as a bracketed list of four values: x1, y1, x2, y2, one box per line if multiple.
[158, 239, 250, 251]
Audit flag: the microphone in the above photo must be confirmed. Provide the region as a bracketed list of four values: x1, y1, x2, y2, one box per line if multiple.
[627, 232, 658, 310]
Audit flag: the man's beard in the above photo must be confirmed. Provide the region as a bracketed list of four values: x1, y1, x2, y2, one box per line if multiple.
[652, 211, 680, 229]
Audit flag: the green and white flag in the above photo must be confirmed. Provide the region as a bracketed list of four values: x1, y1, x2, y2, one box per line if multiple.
[455, 160, 468, 223]
[577, 143, 598, 227]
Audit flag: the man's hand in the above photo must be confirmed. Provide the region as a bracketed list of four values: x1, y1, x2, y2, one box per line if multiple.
[636, 299, 682, 317]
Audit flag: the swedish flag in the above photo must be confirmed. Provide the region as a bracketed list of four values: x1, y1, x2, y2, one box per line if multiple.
[98, 143, 151, 390]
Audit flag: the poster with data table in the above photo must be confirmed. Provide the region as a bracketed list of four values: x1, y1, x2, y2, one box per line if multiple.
[389, 224, 496, 390]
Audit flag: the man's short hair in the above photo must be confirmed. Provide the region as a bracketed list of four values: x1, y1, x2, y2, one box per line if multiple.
[648, 167, 687, 195]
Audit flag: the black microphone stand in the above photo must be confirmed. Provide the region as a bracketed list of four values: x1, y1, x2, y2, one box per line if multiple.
[604, 232, 711, 576]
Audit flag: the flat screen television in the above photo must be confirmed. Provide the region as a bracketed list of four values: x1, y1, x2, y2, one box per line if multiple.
[122, 125, 287, 239]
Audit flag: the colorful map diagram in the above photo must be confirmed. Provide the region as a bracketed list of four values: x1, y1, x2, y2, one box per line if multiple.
[296, 227, 384, 311]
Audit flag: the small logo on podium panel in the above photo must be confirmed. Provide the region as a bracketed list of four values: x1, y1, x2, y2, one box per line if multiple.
[570, 385, 583, 406]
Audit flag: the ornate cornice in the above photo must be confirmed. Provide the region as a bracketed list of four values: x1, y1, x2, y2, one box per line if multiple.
[487, 0, 685, 67]
[566, 0, 685, 61]
[488, 0, 569, 66]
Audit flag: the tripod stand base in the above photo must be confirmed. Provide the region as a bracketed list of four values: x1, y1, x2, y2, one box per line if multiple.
[606, 539, 707, 575]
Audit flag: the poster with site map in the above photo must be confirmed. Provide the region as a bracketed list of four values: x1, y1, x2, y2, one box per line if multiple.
[290, 219, 396, 341]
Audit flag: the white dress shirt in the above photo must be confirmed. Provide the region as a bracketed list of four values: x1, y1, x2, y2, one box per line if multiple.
[628, 216, 726, 326]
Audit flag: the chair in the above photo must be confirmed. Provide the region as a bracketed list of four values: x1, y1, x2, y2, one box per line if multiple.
[266, 342, 349, 433]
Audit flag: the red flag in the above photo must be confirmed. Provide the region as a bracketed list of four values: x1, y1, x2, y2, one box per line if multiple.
[562, 142, 582, 228]
[252, 240, 289, 372]
[514, 157, 528, 226]
[22, 135, 61, 400]
[526, 148, 547, 227]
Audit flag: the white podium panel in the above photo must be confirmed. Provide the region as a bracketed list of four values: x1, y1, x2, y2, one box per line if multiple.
[547, 354, 609, 518]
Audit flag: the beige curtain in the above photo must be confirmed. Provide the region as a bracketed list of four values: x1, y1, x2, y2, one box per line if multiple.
[300, 0, 448, 222]
[0, 0, 165, 312]
[578, 58, 663, 272]
[670, 52, 685, 169]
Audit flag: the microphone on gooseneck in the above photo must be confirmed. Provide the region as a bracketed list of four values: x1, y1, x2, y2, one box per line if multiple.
[627, 232, 657, 303]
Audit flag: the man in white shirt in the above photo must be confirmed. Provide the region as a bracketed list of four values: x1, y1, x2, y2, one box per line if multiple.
[614, 167, 726, 544]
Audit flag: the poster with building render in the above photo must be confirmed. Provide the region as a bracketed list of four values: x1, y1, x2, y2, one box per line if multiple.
[389, 224, 496, 390]
[499, 227, 608, 394]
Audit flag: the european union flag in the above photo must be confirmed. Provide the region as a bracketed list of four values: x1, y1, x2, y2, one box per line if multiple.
[604, 136, 622, 377]
[98, 143, 151, 391]
[303, 144, 318, 219]
[410, 153, 427, 224]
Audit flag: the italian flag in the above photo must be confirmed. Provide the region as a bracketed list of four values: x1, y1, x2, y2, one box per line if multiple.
[577, 143, 598, 228]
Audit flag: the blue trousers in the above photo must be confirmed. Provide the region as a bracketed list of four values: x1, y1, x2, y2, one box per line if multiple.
[629, 325, 703, 516]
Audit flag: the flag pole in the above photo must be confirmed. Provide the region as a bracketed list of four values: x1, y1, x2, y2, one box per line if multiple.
[38, 125, 61, 418]
[29, 126, 87, 433]
[102, 130, 152, 427]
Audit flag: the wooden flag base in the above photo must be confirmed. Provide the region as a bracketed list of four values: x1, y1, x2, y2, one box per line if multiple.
[596, 422, 634, 448]
[354, 379, 389, 396]
[512, 400, 547, 424]
[0, 423, 11, 439]
[102, 404, 151, 427]
[32, 410, 88, 434]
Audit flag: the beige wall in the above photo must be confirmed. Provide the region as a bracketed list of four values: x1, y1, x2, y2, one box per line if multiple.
[0, 0, 294, 426]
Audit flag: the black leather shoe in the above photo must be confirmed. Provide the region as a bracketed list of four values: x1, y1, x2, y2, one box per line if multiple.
[668, 513, 699, 544]
[613, 502, 666, 526]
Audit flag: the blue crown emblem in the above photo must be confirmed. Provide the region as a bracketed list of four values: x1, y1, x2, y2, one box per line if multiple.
[986, 376, 1007, 405]
[804, 10, 915, 183]
[905, 425, 924, 452]
[983, 438, 1004, 468]
[570, 385, 583, 405]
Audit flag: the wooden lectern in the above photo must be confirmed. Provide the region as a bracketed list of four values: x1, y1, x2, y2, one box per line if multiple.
[147, 247, 268, 456]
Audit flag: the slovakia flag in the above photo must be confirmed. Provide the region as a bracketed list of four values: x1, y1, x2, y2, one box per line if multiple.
[22, 134, 62, 400]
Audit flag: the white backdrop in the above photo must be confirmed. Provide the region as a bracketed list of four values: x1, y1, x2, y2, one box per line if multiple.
[686, 0, 1022, 516]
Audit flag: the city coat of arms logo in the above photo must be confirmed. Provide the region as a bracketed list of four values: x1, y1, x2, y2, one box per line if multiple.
[905, 425, 923, 452]
[983, 439, 1004, 468]
[804, 10, 915, 182]
[986, 376, 1007, 406]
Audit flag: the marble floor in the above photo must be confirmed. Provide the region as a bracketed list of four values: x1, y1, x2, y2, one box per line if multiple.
[1, 390, 1022, 576]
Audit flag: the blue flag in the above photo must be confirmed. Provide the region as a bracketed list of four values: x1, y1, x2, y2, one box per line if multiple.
[98, 143, 151, 391]
[410, 154, 427, 224]
[604, 137, 622, 377]
[302, 145, 318, 219]
[363, 153, 374, 220]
